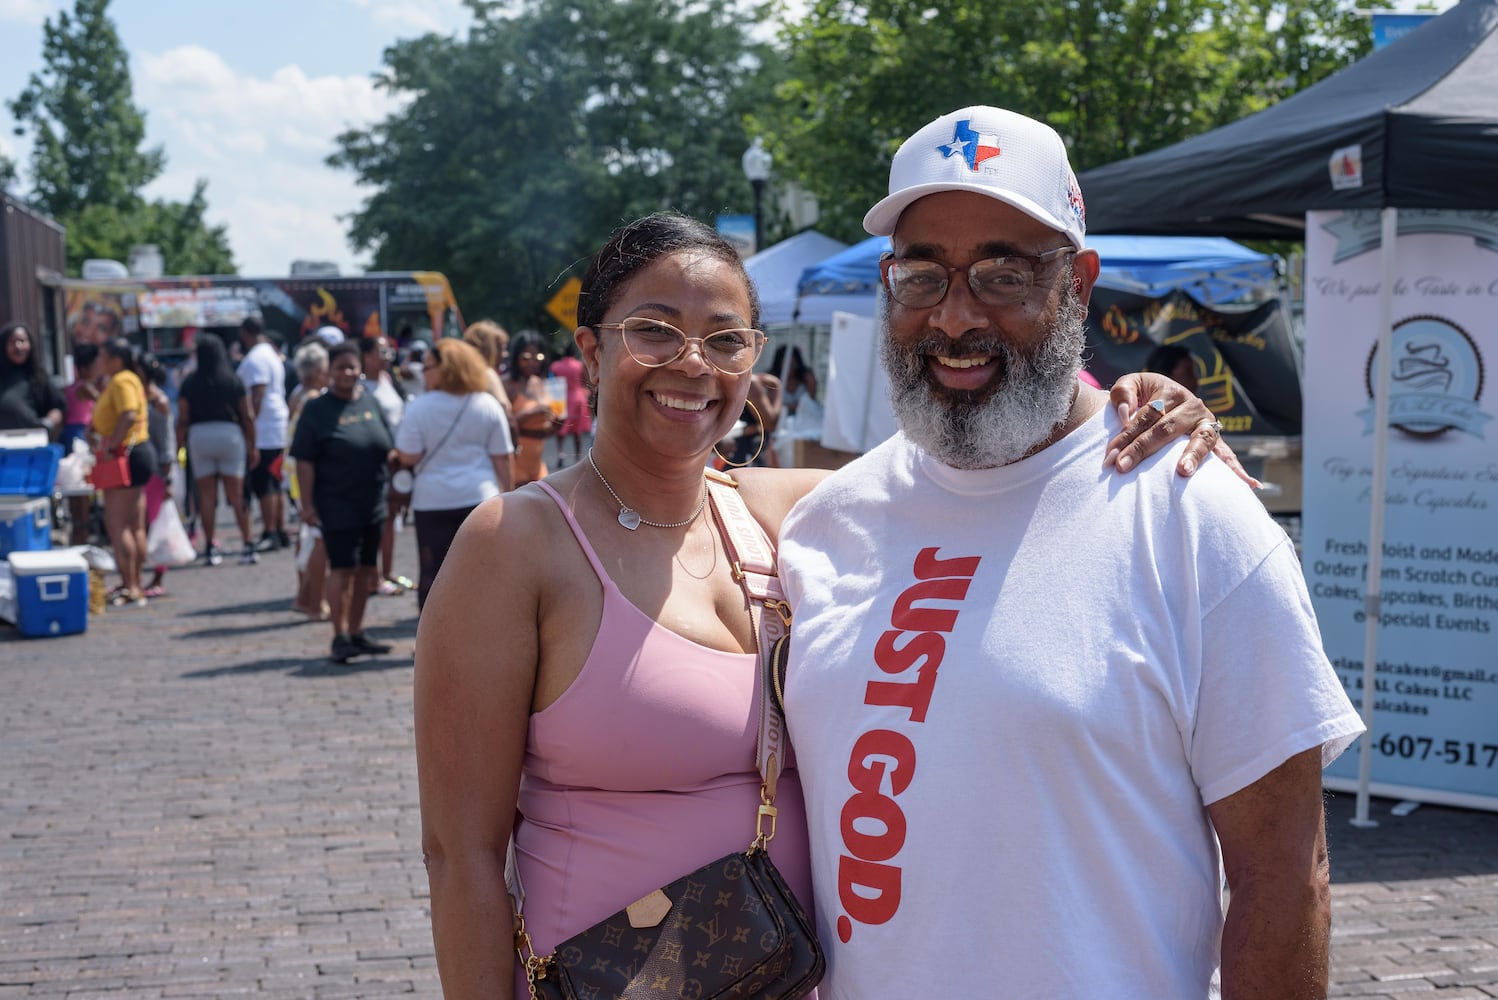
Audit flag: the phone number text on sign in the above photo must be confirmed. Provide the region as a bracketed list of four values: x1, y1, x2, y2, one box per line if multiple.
[1372, 734, 1498, 768]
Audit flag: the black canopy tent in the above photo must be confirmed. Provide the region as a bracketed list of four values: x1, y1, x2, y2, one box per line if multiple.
[1082, 0, 1498, 820]
[1077, 0, 1498, 238]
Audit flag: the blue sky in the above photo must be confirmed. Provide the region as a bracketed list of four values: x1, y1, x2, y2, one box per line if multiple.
[0, 0, 474, 274]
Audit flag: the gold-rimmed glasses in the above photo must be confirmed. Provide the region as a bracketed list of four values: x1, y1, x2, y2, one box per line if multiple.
[595, 316, 767, 375]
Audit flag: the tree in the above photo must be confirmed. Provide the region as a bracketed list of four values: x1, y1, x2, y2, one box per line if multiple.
[66, 181, 236, 276]
[7, 0, 235, 274]
[331, 0, 782, 330]
[754, 0, 1373, 241]
[8, 0, 162, 222]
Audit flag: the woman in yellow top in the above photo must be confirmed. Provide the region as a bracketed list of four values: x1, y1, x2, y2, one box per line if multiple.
[90, 338, 159, 608]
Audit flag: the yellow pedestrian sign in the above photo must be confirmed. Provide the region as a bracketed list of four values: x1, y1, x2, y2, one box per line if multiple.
[545, 277, 582, 330]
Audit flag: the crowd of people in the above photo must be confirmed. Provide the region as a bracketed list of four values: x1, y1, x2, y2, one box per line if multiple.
[3, 305, 574, 661]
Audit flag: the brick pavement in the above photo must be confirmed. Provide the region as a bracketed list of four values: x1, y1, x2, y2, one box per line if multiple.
[2, 517, 1496, 998]
[2, 523, 437, 998]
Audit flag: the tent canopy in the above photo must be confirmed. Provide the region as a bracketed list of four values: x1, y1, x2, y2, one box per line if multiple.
[1078, 0, 1498, 239]
[795, 234, 1276, 306]
[743, 230, 847, 326]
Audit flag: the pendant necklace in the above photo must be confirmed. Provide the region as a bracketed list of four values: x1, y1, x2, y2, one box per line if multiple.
[588, 449, 706, 531]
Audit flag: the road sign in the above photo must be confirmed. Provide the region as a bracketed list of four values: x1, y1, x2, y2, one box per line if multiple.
[545, 276, 581, 330]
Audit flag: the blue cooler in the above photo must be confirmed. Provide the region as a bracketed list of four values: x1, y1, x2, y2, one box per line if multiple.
[0, 443, 62, 495]
[7, 549, 88, 637]
[0, 497, 52, 556]
[0, 444, 61, 556]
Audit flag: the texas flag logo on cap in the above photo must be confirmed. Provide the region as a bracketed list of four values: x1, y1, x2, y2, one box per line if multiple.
[938, 120, 1001, 171]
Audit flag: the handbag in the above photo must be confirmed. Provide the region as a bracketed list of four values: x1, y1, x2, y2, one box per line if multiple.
[390, 394, 470, 502]
[88, 449, 131, 490]
[509, 472, 823, 1000]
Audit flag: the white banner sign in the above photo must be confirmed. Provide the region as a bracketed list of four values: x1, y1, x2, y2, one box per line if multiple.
[1303, 210, 1498, 810]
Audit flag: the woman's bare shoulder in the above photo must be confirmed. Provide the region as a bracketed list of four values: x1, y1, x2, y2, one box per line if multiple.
[422, 485, 571, 629]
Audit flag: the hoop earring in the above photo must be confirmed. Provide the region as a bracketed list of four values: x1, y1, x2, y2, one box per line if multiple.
[712, 399, 766, 468]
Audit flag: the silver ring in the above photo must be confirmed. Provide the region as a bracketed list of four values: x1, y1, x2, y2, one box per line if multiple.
[1202, 419, 1223, 436]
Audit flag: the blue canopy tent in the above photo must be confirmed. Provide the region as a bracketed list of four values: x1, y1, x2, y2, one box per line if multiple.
[793, 233, 1292, 455]
[795, 234, 1278, 308]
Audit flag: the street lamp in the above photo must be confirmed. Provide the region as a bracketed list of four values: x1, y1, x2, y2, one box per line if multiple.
[741, 137, 772, 255]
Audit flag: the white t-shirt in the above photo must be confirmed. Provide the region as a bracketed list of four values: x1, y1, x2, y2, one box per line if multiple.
[236, 341, 289, 449]
[367, 370, 405, 428]
[778, 408, 1363, 1000]
[394, 389, 512, 511]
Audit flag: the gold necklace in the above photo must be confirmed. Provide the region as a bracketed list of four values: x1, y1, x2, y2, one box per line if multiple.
[588, 449, 706, 531]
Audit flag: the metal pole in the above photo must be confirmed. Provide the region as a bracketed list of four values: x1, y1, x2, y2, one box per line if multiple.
[751, 179, 765, 257]
[1352, 207, 1399, 829]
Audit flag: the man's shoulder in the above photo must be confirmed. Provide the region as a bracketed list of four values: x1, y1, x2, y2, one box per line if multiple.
[237, 347, 269, 377]
[782, 435, 905, 538]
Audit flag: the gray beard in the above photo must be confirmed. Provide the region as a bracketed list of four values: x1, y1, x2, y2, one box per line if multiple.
[879, 287, 1087, 470]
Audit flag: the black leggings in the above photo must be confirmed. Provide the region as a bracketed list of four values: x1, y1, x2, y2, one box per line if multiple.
[413, 505, 478, 612]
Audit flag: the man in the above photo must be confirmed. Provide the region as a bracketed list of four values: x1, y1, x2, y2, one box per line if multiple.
[778, 106, 1364, 998]
[360, 334, 411, 595]
[237, 317, 291, 553]
[1147, 343, 1202, 394]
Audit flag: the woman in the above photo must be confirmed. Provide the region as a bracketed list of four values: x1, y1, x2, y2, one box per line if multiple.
[288, 340, 331, 620]
[0, 321, 64, 435]
[62, 343, 105, 544]
[722, 369, 783, 468]
[394, 338, 513, 611]
[176, 334, 258, 566]
[413, 213, 1235, 997]
[770, 344, 821, 421]
[62, 343, 103, 455]
[548, 342, 592, 466]
[501, 331, 560, 486]
[140, 353, 176, 598]
[462, 319, 514, 417]
[289, 340, 396, 663]
[90, 338, 158, 608]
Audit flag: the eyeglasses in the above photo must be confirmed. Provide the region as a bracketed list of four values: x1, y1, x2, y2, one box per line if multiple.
[519, 352, 546, 362]
[595, 317, 767, 375]
[879, 247, 1076, 309]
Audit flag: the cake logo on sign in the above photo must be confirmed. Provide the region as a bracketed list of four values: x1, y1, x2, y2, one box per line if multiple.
[1362, 315, 1489, 440]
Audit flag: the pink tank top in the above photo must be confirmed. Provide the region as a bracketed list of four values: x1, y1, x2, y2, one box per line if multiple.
[515, 482, 814, 981]
[64, 381, 96, 426]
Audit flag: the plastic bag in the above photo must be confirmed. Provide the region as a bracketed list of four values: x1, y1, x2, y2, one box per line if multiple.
[296, 523, 322, 573]
[146, 497, 197, 567]
[55, 437, 93, 491]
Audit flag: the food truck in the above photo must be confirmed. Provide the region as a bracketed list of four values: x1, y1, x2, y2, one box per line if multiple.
[36, 270, 464, 376]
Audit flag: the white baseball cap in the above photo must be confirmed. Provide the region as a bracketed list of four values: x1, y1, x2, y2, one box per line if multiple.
[863, 106, 1087, 249]
[315, 326, 345, 346]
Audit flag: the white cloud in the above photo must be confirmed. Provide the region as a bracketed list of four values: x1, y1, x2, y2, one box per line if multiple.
[345, 0, 467, 35]
[134, 44, 412, 275]
[0, 0, 57, 26]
